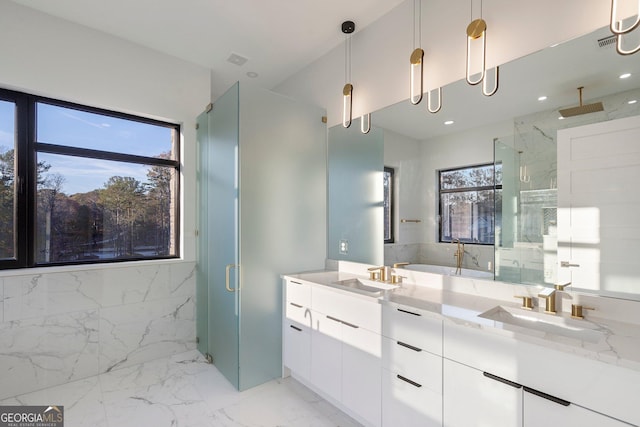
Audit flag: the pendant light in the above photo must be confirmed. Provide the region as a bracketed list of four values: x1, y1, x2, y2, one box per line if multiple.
[610, 0, 640, 55]
[465, 0, 499, 96]
[410, 0, 424, 105]
[360, 113, 371, 134]
[342, 21, 355, 128]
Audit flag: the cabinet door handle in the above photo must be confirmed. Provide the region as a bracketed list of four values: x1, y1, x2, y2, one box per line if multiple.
[524, 386, 570, 407]
[397, 308, 421, 317]
[397, 374, 422, 388]
[289, 302, 303, 308]
[289, 325, 302, 332]
[397, 341, 422, 352]
[483, 372, 522, 389]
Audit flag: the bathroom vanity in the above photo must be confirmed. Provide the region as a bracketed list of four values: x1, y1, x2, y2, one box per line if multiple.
[282, 263, 640, 427]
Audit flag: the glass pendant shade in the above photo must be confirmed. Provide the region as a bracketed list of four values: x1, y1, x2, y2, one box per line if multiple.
[342, 83, 353, 128]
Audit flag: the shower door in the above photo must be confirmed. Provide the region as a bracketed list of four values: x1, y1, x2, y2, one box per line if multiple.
[199, 83, 241, 388]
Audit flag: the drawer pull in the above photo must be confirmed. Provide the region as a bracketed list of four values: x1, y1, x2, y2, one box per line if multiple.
[326, 315, 359, 328]
[289, 325, 302, 332]
[327, 315, 343, 323]
[483, 372, 522, 389]
[397, 374, 422, 388]
[341, 320, 359, 329]
[397, 308, 421, 317]
[289, 302, 303, 308]
[524, 386, 570, 407]
[290, 280, 303, 285]
[397, 341, 422, 352]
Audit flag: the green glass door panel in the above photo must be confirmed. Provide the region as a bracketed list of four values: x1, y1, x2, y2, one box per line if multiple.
[207, 83, 240, 389]
[195, 110, 209, 355]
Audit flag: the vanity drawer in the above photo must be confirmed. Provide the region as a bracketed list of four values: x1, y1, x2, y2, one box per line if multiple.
[285, 278, 311, 307]
[311, 285, 381, 333]
[285, 301, 312, 327]
[382, 336, 442, 395]
[383, 303, 442, 356]
[382, 368, 442, 427]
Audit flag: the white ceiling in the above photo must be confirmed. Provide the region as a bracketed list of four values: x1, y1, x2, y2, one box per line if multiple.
[10, 0, 405, 94]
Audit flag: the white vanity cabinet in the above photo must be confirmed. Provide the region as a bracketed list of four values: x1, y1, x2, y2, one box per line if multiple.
[443, 359, 523, 427]
[381, 303, 443, 427]
[444, 322, 639, 427]
[283, 279, 312, 381]
[523, 388, 629, 427]
[310, 284, 382, 427]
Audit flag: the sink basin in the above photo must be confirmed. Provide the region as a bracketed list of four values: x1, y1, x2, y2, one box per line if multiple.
[332, 278, 399, 296]
[478, 305, 603, 343]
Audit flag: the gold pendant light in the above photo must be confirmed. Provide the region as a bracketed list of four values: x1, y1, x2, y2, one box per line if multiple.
[410, 0, 424, 105]
[465, 0, 499, 96]
[342, 21, 355, 128]
[610, 0, 640, 55]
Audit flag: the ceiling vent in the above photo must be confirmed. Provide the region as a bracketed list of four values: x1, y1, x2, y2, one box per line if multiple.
[597, 35, 617, 49]
[227, 53, 248, 66]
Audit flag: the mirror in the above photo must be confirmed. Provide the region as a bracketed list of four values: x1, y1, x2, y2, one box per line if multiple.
[328, 24, 640, 300]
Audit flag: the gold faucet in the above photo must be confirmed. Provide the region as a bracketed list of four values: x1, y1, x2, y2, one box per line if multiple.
[367, 266, 390, 282]
[453, 239, 464, 275]
[538, 287, 557, 314]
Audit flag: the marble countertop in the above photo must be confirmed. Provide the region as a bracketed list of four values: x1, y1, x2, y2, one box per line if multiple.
[283, 270, 640, 372]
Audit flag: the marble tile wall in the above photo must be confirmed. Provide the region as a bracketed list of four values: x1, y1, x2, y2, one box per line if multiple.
[0, 261, 196, 400]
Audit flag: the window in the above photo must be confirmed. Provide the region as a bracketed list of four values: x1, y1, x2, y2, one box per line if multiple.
[383, 167, 394, 243]
[439, 163, 501, 245]
[0, 88, 180, 269]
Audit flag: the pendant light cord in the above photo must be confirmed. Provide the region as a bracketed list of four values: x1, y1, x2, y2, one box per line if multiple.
[345, 33, 351, 84]
[413, 0, 421, 49]
[470, 0, 483, 20]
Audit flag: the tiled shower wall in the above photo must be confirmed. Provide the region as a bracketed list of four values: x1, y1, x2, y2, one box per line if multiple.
[0, 261, 196, 400]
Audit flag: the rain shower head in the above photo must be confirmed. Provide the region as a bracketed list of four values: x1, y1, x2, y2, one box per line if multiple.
[559, 86, 604, 118]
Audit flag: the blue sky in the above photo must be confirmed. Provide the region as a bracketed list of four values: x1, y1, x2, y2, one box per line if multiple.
[0, 100, 175, 195]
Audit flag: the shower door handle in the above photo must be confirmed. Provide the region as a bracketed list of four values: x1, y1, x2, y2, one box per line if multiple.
[225, 264, 239, 292]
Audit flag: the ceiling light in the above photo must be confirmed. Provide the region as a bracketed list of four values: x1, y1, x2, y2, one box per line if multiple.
[444, 120, 454, 125]
[558, 116, 565, 120]
[538, 96, 547, 101]
[465, 1, 499, 96]
[629, 99, 638, 104]
[620, 72, 632, 79]
[410, 0, 424, 105]
[246, 71, 258, 78]
[341, 21, 355, 129]
[610, 0, 640, 55]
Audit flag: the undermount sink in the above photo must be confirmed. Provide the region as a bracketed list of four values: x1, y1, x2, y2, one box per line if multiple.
[478, 305, 603, 343]
[332, 277, 399, 296]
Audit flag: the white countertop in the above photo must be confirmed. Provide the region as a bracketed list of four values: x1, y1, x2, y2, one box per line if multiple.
[284, 269, 640, 372]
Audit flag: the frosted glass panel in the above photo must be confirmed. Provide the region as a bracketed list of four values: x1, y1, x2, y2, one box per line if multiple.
[238, 87, 326, 390]
[328, 123, 384, 264]
[195, 110, 209, 355]
[207, 83, 240, 389]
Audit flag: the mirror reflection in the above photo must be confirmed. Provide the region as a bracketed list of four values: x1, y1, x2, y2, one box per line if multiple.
[328, 24, 640, 300]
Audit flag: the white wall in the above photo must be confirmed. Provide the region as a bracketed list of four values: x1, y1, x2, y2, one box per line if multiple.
[0, 0, 210, 398]
[276, 0, 628, 127]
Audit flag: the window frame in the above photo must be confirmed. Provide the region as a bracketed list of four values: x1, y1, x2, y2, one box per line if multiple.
[383, 166, 395, 244]
[438, 162, 501, 245]
[0, 88, 181, 270]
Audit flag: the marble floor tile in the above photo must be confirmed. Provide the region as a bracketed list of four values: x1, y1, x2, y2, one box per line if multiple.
[1, 350, 362, 427]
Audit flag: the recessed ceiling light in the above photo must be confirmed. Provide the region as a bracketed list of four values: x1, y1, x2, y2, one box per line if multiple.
[538, 96, 547, 101]
[558, 116, 565, 120]
[629, 99, 638, 104]
[246, 71, 259, 78]
[619, 73, 632, 79]
[444, 120, 454, 125]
